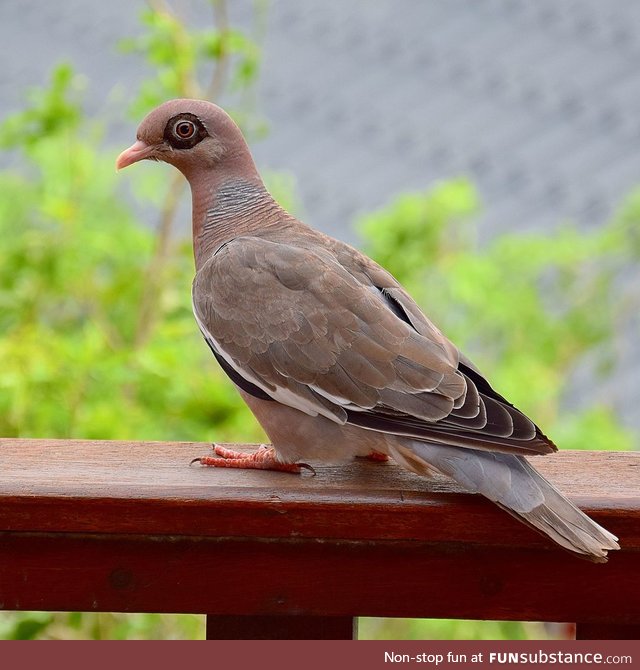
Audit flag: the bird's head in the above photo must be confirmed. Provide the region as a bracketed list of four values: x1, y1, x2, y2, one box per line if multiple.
[116, 99, 250, 179]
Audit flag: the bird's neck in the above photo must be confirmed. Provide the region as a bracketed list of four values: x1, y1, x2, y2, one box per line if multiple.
[189, 170, 285, 270]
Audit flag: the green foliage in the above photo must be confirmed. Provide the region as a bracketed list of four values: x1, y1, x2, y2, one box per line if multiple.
[0, 64, 83, 149]
[119, 7, 215, 113]
[0, 611, 204, 640]
[359, 618, 564, 641]
[359, 180, 636, 450]
[119, 4, 266, 137]
[0, 65, 261, 444]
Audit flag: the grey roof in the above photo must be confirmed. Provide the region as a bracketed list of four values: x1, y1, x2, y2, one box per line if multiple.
[2, 0, 639, 434]
[250, 0, 640, 237]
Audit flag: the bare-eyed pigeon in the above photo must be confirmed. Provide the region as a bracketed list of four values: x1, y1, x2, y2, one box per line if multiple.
[116, 99, 619, 562]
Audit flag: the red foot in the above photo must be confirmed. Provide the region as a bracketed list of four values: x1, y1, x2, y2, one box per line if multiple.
[192, 444, 312, 474]
[362, 450, 390, 462]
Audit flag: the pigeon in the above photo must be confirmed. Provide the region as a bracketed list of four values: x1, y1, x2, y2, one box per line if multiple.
[117, 99, 619, 562]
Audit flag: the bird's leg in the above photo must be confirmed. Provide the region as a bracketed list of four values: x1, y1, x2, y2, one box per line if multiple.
[192, 444, 313, 474]
[358, 450, 390, 462]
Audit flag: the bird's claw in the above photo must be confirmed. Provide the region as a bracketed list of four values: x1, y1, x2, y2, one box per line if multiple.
[190, 444, 315, 475]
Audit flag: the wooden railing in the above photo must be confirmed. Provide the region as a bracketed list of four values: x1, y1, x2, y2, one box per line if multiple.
[0, 439, 638, 639]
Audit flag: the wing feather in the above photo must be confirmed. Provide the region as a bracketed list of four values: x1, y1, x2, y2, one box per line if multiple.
[192, 235, 555, 456]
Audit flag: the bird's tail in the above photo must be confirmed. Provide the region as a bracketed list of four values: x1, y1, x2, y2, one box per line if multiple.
[391, 440, 619, 562]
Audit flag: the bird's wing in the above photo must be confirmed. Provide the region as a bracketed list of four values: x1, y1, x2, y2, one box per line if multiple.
[193, 236, 555, 455]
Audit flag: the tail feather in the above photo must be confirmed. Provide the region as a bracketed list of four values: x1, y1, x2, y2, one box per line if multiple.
[393, 440, 619, 562]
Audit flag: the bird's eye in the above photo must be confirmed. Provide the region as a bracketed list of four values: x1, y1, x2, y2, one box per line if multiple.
[164, 113, 207, 149]
[173, 120, 196, 139]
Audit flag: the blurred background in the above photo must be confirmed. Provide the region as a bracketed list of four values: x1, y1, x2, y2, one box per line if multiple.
[0, 0, 638, 640]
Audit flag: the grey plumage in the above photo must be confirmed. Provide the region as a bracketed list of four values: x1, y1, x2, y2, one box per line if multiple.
[117, 99, 620, 562]
[391, 441, 618, 562]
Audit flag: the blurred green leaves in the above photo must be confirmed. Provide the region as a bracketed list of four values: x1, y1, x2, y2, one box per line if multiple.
[119, 2, 264, 136]
[0, 48, 262, 445]
[0, 64, 83, 150]
[119, 6, 214, 112]
[0, 611, 204, 640]
[359, 617, 565, 641]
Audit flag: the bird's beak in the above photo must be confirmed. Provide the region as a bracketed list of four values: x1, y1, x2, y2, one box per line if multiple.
[116, 139, 155, 171]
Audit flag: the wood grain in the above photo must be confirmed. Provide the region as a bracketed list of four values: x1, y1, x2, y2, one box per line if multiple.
[0, 533, 638, 624]
[0, 439, 638, 547]
[0, 439, 638, 636]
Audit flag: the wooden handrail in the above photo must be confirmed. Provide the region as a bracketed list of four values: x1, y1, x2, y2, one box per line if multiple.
[0, 438, 638, 639]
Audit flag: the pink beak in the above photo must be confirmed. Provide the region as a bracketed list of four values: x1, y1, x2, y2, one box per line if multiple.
[116, 139, 155, 171]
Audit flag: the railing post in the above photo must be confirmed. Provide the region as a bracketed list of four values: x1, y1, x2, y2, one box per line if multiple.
[575, 623, 640, 640]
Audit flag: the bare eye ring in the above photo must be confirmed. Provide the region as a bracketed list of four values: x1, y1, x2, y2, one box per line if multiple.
[174, 120, 196, 139]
